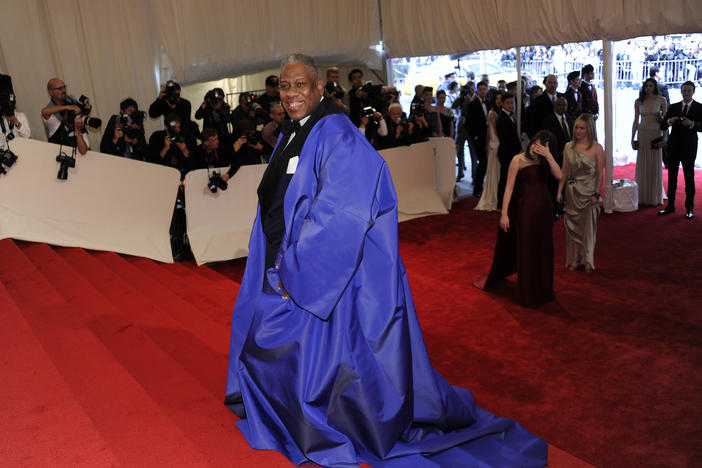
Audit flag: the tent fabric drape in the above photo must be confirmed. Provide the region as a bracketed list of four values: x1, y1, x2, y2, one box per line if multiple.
[1, 0, 701, 144]
[381, 0, 702, 58]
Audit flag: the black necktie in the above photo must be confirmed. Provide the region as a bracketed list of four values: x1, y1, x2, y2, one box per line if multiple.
[682, 104, 689, 117]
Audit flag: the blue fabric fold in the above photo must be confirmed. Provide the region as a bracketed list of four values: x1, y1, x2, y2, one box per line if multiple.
[225, 113, 548, 467]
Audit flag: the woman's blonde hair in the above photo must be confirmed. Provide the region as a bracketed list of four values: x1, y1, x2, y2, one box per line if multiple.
[573, 113, 595, 149]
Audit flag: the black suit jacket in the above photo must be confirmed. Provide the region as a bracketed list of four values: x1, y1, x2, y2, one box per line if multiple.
[564, 87, 583, 123]
[579, 81, 598, 115]
[663, 100, 702, 159]
[528, 92, 562, 137]
[542, 113, 572, 165]
[496, 110, 521, 167]
[466, 97, 488, 148]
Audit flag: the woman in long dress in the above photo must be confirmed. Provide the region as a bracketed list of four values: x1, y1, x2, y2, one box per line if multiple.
[558, 114, 605, 274]
[422, 86, 443, 137]
[631, 77, 667, 205]
[474, 130, 562, 308]
[475, 91, 504, 211]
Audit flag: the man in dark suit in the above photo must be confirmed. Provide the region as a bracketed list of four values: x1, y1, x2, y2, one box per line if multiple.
[496, 93, 521, 209]
[659, 81, 702, 219]
[580, 64, 599, 120]
[564, 71, 583, 124]
[528, 74, 561, 137]
[543, 96, 572, 217]
[466, 81, 489, 197]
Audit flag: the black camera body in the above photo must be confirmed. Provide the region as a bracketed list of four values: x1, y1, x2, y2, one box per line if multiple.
[56, 153, 76, 180]
[207, 171, 228, 193]
[167, 120, 184, 144]
[325, 82, 345, 99]
[362, 106, 377, 125]
[165, 80, 179, 105]
[0, 148, 18, 174]
[64, 95, 102, 129]
[246, 131, 258, 145]
[119, 111, 145, 139]
[205, 89, 224, 106]
[411, 102, 425, 117]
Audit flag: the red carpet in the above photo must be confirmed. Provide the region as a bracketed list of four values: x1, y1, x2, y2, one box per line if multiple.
[1, 163, 700, 467]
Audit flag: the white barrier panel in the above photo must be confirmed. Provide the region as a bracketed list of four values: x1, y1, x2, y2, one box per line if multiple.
[0, 138, 180, 263]
[184, 165, 267, 265]
[429, 137, 457, 210]
[379, 141, 448, 222]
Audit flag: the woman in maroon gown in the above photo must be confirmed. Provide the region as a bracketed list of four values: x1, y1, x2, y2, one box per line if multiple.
[474, 130, 563, 308]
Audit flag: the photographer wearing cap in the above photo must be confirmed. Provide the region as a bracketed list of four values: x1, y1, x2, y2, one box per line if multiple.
[0, 90, 30, 150]
[100, 98, 147, 160]
[148, 113, 196, 179]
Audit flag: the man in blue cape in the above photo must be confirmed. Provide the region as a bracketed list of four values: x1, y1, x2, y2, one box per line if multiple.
[225, 53, 548, 467]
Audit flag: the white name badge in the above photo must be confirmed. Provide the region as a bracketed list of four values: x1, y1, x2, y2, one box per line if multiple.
[287, 156, 299, 174]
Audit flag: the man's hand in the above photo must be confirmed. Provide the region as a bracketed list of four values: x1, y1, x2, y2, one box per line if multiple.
[74, 116, 85, 133]
[113, 125, 124, 143]
[7, 115, 21, 128]
[175, 141, 189, 157]
[221, 173, 231, 182]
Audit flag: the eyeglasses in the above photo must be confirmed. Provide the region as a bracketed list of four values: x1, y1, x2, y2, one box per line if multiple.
[50, 85, 67, 91]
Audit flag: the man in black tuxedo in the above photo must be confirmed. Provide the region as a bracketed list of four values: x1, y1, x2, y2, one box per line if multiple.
[496, 93, 521, 209]
[659, 81, 702, 219]
[466, 81, 489, 197]
[564, 71, 583, 124]
[580, 64, 599, 120]
[528, 74, 561, 137]
[543, 96, 571, 217]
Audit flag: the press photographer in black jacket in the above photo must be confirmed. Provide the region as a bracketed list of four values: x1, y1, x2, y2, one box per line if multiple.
[148, 113, 197, 179]
[100, 98, 148, 160]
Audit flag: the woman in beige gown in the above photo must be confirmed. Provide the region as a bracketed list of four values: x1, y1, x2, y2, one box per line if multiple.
[557, 114, 604, 274]
[631, 78, 667, 205]
[475, 91, 504, 211]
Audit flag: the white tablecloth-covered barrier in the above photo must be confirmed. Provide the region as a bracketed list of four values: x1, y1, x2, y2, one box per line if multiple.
[0, 138, 180, 263]
[379, 141, 449, 222]
[184, 165, 267, 265]
[611, 179, 639, 212]
[428, 137, 456, 211]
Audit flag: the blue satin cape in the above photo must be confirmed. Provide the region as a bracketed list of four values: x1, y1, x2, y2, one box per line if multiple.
[225, 113, 547, 467]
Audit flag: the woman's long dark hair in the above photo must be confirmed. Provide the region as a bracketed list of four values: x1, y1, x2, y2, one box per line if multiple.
[490, 90, 505, 111]
[639, 78, 659, 102]
[525, 130, 555, 163]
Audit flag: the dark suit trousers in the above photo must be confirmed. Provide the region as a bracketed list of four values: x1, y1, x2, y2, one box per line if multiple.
[472, 138, 487, 191]
[667, 146, 697, 211]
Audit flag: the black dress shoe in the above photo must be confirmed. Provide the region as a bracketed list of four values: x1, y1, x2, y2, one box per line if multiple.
[658, 206, 675, 215]
[685, 210, 694, 219]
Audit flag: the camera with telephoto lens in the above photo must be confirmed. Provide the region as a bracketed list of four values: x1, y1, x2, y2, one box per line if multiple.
[167, 120, 184, 144]
[243, 92, 256, 108]
[362, 106, 377, 125]
[207, 171, 228, 193]
[0, 91, 16, 117]
[56, 152, 75, 180]
[165, 80, 179, 105]
[0, 148, 18, 174]
[325, 82, 345, 99]
[63, 95, 102, 129]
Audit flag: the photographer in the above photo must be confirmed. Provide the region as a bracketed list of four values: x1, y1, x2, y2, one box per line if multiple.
[191, 128, 240, 181]
[379, 102, 418, 149]
[254, 75, 280, 123]
[100, 98, 147, 160]
[357, 106, 387, 149]
[348, 68, 365, 126]
[148, 113, 196, 179]
[231, 92, 258, 136]
[149, 80, 198, 140]
[195, 87, 232, 149]
[262, 103, 286, 149]
[324, 81, 348, 114]
[0, 90, 30, 150]
[232, 120, 265, 166]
